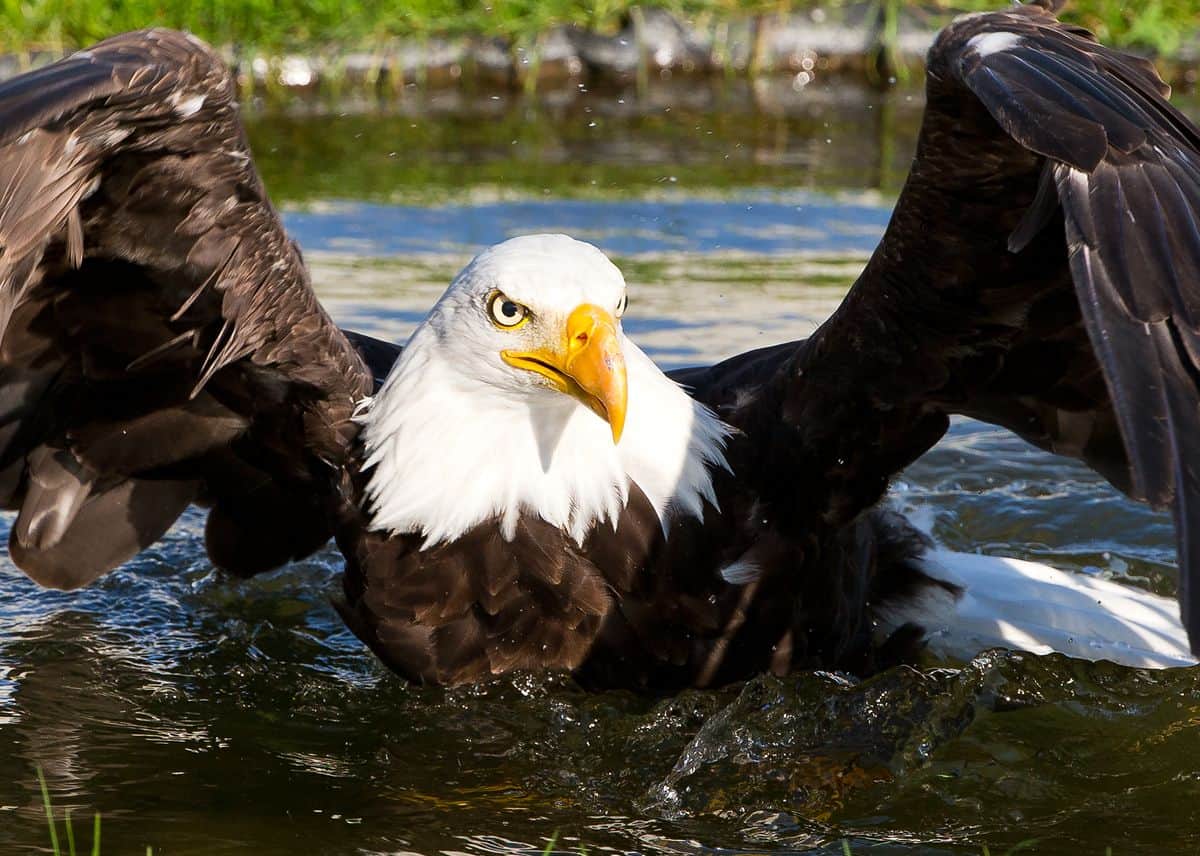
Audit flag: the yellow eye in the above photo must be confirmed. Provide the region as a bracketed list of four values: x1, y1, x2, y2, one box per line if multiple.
[488, 292, 529, 329]
[616, 293, 628, 318]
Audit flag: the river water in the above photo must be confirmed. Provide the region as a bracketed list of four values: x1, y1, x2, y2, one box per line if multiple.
[1, 78, 1199, 853]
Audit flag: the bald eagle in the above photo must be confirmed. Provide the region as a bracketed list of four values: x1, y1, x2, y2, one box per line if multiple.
[2, 2, 1200, 688]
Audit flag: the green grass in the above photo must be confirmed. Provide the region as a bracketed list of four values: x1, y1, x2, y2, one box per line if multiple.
[27, 783, 1116, 856]
[36, 767, 157, 856]
[943, 0, 1200, 56]
[37, 767, 104, 856]
[1, 0, 1197, 59]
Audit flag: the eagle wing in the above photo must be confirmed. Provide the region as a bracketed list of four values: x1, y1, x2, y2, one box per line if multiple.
[684, 3, 1200, 650]
[0, 30, 374, 587]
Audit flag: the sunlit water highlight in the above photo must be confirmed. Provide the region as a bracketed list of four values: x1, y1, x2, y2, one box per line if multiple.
[1, 82, 1198, 854]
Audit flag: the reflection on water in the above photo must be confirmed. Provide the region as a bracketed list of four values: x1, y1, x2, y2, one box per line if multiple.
[245, 78, 925, 204]
[1, 83, 1199, 855]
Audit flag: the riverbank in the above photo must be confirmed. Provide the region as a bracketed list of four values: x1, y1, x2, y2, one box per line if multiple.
[6, 1, 1200, 92]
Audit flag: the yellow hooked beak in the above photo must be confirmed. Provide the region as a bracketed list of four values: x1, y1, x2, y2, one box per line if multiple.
[501, 303, 628, 443]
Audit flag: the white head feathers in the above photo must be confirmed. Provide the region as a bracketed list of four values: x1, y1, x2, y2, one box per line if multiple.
[357, 233, 730, 547]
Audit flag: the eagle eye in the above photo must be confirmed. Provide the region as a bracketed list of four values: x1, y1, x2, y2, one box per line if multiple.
[488, 292, 529, 328]
[616, 294, 628, 318]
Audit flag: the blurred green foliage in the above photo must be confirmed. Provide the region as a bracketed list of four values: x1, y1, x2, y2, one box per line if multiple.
[0, 0, 1196, 56]
[951, 0, 1200, 55]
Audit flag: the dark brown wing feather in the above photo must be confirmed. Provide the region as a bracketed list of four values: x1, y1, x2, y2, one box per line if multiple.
[676, 3, 1200, 652]
[0, 30, 373, 587]
[343, 330, 403, 389]
[912, 4, 1200, 641]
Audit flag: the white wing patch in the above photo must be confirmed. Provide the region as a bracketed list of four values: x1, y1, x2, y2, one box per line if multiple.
[876, 548, 1196, 670]
[967, 31, 1023, 58]
[719, 555, 761, 585]
[172, 93, 205, 118]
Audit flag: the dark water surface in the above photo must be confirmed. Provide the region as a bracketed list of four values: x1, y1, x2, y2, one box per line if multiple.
[3, 80, 1200, 854]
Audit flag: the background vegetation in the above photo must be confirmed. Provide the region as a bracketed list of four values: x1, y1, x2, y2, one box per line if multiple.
[2, 0, 1197, 59]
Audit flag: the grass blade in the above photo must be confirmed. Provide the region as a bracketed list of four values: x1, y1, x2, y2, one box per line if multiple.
[36, 766, 62, 856]
[91, 813, 101, 856]
[65, 807, 76, 856]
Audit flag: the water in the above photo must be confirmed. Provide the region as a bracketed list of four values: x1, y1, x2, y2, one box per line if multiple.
[2, 78, 1200, 854]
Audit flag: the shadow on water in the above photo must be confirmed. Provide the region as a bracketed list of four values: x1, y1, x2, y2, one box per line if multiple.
[2, 80, 1200, 854]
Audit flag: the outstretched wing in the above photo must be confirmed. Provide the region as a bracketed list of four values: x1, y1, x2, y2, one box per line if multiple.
[0, 30, 374, 587]
[686, 3, 1200, 650]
